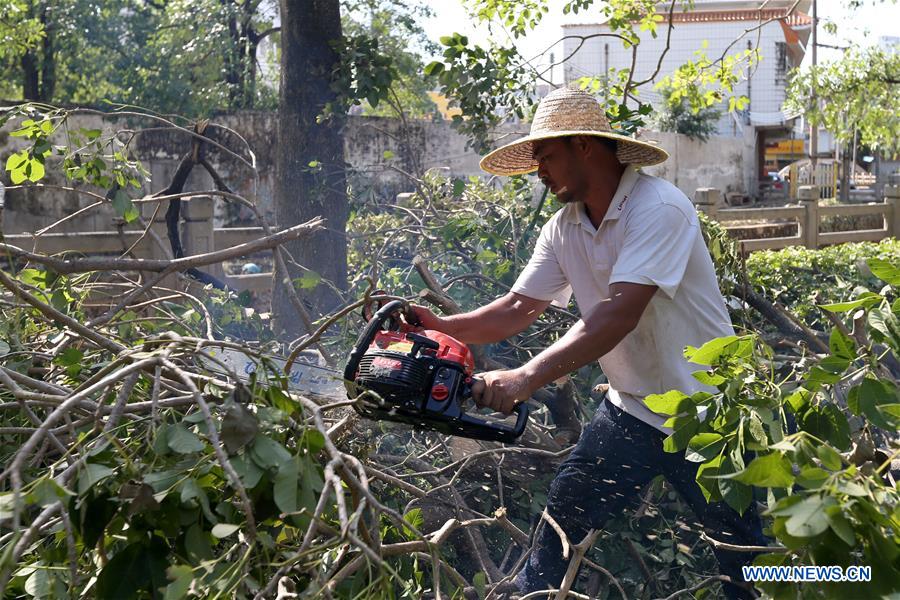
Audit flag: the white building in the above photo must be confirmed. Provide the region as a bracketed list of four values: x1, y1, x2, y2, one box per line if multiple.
[560, 0, 812, 188]
[879, 35, 900, 52]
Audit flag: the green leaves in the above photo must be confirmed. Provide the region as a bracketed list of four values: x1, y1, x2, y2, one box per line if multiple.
[727, 452, 795, 489]
[655, 41, 759, 127]
[661, 416, 698, 454]
[687, 432, 726, 461]
[828, 327, 856, 361]
[3, 106, 149, 196]
[824, 505, 856, 546]
[220, 397, 259, 454]
[868, 306, 900, 356]
[273, 454, 324, 519]
[163, 565, 194, 600]
[9, 118, 54, 139]
[423, 61, 444, 76]
[786, 46, 900, 154]
[428, 34, 533, 153]
[77, 463, 115, 495]
[695, 454, 726, 502]
[654, 81, 722, 142]
[112, 189, 139, 223]
[848, 377, 899, 430]
[95, 538, 169, 600]
[5, 150, 45, 184]
[772, 495, 830, 538]
[658, 247, 899, 568]
[867, 258, 900, 286]
[294, 270, 321, 290]
[683, 335, 752, 366]
[819, 292, 882, 313]
[210, 523, 240, 538]
[167, 423, 206, 454]
[273, 457, 300, 515]
[328, 33, 398, 113]
[798, 403, 851, 451]
[29, 478, 74, 508]
[804, 355, 851, 389]
[644, 390, 692, 415]
[249, 434, 291, 470]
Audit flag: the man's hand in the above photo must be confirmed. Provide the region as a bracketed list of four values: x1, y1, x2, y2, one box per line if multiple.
[405, 304, 445, 331]
[471, 368, 533, 415]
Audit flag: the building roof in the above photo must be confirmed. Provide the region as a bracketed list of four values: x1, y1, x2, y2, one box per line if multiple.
[562, 7, 811, 28]
[662, 9, 811, 25]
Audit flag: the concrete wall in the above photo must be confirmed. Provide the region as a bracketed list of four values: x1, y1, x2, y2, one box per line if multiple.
[637, 130, 749, 198]
[0, 112, 529, 234]
[1, 112, 745, 235]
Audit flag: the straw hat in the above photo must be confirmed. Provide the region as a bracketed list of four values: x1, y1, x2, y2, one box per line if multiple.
[480, 87, 668, 176]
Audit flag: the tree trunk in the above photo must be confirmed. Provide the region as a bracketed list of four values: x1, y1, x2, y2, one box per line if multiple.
[40, 7, 55, 101]
[21, 1, 54, 102]
[223, 0, 243, 107]
[21, 1, 40, 100]
[840, 141, 851, 203]
[221, 0, 261, 108]
[241, 0, 256, 108]
[21, 50, 40, 100]
[272, 0, 348, 338]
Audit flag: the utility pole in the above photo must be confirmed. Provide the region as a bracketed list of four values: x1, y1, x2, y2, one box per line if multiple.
[809, 0, 818, 182]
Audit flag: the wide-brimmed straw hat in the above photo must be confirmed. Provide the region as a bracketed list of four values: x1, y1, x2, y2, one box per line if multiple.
[480, 87, 669, 176]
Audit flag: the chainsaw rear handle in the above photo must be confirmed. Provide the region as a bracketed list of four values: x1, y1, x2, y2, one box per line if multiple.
[467, 376, 530, 440]
[344, 300, 409, 383]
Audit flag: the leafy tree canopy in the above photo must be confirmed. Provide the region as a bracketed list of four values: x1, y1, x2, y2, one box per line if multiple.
[786, 45, 900, 154]
[652, 83, 722, 142]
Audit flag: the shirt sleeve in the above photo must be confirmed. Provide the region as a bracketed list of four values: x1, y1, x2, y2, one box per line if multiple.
[609, 202, 697, 299]
[510, 220, 572, 308]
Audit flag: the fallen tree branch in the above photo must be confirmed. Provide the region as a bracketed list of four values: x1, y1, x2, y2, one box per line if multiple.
[0, 217, 325, 275]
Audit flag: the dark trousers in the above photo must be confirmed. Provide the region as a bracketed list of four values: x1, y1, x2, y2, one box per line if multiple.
[513, 398, 766, 599]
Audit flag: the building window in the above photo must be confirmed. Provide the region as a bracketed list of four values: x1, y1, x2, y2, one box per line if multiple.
[775, 42, 787, 86]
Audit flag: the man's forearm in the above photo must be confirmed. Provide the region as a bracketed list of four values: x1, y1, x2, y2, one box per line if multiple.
[520, 311, 636, 391]
[437, 293, 545, 345]
[469, 283, 657, 415]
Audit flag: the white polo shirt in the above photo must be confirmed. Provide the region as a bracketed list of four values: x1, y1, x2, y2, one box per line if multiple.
[511, 167, 734, 433]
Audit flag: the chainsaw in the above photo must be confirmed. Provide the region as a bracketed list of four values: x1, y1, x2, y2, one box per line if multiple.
[203, 299, 529, 443]
[343, 299, 529, 443]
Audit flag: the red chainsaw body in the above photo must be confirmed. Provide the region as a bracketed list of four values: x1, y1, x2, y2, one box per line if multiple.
[345, 298, 529, 443]
[371, 329, 474, 374]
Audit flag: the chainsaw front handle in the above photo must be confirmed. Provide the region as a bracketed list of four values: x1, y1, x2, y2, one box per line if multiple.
[344, 299, 408, 383]
[508, 402, 531, 439]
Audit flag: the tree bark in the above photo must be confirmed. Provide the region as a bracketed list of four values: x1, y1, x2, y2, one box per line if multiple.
[840, 141, 851, 203]
[272, 0, 349, 338]
[40, 3, 55, 101]
[21, 49, 40, 101]
[21, 1, 54, 102]
[222, 0, 256, 108]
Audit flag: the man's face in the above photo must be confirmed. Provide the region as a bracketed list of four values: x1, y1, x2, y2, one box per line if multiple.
[533, 138, 588, 204]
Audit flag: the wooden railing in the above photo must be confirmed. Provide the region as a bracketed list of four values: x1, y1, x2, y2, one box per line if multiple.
[694, 185, 900, 253]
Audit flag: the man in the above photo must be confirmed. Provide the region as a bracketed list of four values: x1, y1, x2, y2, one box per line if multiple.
[410, 87, 765, 598]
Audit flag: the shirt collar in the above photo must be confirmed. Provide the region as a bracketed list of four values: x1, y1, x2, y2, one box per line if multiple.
[564, 167, 641, 228]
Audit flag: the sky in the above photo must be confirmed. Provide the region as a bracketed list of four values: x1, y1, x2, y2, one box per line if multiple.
[420, 0, 900, 81]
